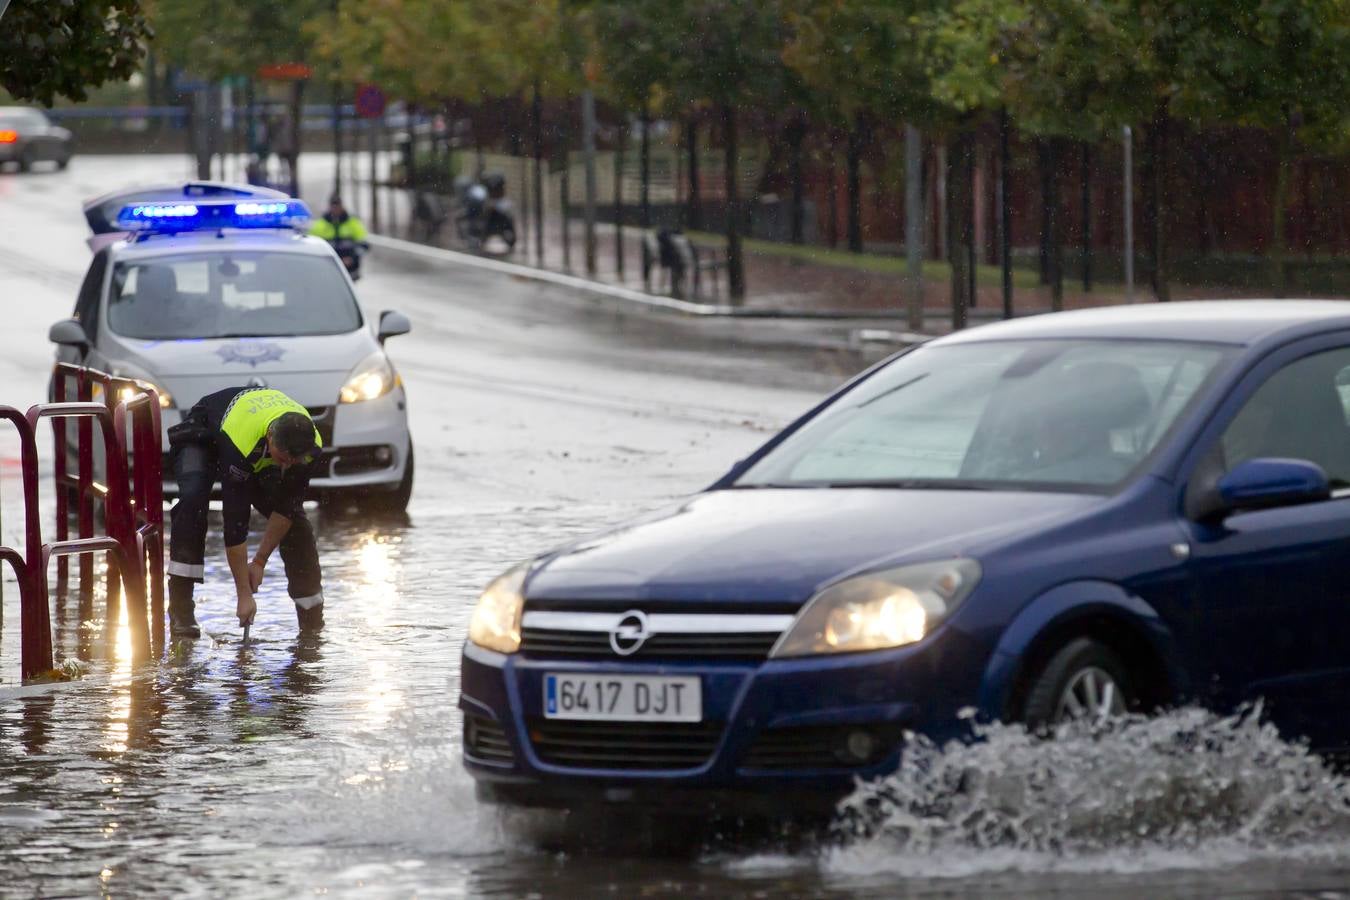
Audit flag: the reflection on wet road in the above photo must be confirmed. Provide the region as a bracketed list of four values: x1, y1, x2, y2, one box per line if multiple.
[7, 157, 1350, 898]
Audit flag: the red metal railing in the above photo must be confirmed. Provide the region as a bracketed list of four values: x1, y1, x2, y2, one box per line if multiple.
[0, 364, 166, 679]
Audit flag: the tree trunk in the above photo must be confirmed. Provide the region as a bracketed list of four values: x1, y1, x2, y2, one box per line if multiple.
[846, 121, 864, 253]
[1081, 142, 1093, 292]
[1037, 140, 1052, 285]
[947, 129, 974, 331]
[905, 123, 925, 330]
[789, 112, 806, 245]
[640, 101, 651, 231]
[825, 136, 839, 248]
[723, 104, 745, 301]
[332, 84, 343, 197]
[1048, 138, 1063, 312]
[1150, 100, 1172, 301]
[685, 117, 701, 230]
[999, 109, 1012, 318]
[559, 99, 572, 272]
[532, 81, 544, 267]
[582, 89, 598, 277]
[287, 80, 303, 197]
[614, 119, 625, 280]
[1270, 124, 1293, 298]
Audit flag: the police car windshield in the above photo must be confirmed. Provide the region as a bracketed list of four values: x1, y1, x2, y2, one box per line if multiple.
[107, 252, 361, 340]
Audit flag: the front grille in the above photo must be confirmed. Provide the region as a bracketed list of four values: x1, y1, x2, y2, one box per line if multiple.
[518, 609, 792, 662]
[521, 627, 779, 661]
[743, 724, 901, 770]
[527, 719, 723, 770]
[463, 715, 514, 765]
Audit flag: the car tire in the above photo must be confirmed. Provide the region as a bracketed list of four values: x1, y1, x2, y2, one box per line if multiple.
[1020, 637, 1135, 731]
[17, 150, 32, 173]
[57, 153, 70, 171]
[361, 443, 414, 514]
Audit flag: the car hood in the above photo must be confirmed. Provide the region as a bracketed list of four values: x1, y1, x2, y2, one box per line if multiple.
[110, 331, 372, 377]
[526, 487, 1101, 608]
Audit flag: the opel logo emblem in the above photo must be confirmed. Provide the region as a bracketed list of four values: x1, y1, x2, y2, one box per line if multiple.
[610, 610, 650, 656]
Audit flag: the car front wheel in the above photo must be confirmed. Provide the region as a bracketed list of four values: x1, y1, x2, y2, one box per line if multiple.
[1020, 637, 1135, 730]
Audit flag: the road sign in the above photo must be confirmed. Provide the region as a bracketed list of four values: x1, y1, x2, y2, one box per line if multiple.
[354, 84, 386, 119]
[257, 62, 312, 81]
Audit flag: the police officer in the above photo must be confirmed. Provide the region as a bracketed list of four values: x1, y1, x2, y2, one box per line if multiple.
[309, 194, 370, 277]
[166, 387, 325, 638]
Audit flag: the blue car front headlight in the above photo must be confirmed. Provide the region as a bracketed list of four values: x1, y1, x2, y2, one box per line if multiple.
[468, 562, 529, 654]
[770, 559, 981, 658]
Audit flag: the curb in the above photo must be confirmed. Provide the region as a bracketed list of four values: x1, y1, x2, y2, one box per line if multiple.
[367, 233, 934, 332]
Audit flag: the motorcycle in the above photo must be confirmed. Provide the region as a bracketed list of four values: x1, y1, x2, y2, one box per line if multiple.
[454, 173, 517, 252]
[333, 236, 369, 281]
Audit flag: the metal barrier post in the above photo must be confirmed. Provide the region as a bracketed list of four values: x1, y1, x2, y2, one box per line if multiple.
[6, 365, 167, 680]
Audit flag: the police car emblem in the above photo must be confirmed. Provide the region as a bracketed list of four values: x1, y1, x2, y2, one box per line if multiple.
[217, 341, 285, 368]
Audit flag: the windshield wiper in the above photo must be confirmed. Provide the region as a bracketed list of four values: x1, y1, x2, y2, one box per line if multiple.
[211, 332, 303, 339]
[817, 480, 994, 490]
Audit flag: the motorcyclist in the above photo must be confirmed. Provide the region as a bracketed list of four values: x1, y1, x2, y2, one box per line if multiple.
[454, 173, 516, 252]
[309, 194, 370, 278]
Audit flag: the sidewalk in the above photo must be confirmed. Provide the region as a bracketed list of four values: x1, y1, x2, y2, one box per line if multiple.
[307, 160, 1336, 338]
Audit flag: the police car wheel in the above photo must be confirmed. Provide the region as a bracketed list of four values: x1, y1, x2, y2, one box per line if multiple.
[354, 443, 413, 514]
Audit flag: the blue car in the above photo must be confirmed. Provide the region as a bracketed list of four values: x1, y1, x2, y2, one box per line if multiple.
[460, 301, 1350, 815]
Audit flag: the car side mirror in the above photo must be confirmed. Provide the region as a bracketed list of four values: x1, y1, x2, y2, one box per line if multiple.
[49, 318, 89, 356]
[378, 310, 411, 344]
[1212, 458, 1330, 516]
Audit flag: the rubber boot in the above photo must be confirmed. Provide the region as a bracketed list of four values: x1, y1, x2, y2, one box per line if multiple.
[296, 603, 324, 633]
[168, 575, 201, 638]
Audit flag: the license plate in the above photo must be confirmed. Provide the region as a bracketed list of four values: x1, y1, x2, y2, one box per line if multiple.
[543, 673, 702, 722]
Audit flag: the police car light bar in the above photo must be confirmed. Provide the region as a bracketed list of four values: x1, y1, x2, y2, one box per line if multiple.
[115, 199, 312, 233]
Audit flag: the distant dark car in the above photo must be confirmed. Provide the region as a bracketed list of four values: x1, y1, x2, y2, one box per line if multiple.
[0, 107, 73, 172]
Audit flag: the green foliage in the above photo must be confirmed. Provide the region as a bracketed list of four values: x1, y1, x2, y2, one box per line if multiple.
[150, 0, 330, 81]
[0, 0, 151, 105]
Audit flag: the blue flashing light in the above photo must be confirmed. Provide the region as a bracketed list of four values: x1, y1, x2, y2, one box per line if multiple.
[115, 199, 311, 233]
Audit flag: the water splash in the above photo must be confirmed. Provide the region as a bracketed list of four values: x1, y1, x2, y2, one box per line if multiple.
[822, 706, 1350, 879]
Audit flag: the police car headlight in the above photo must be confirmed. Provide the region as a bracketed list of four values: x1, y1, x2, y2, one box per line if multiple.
[770, 559, 981, 658]
[339, 352, 398, 404]
[113, 382, 174, 409]
[468, 562, 529, 654]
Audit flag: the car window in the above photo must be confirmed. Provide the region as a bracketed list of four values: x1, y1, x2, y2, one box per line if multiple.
[736, 339, 1230, 490]
[0, 109, 47, 128]
[106, 251, 362, 340]
[1221, 347, 1350, 486]
[74, 248, 110, 343]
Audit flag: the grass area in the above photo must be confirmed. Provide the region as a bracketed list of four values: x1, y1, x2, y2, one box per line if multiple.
[686, 229, 1044, 290]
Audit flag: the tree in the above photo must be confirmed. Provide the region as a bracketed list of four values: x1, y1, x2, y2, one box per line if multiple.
[784, 0, 938, 321]
[1181, 0, 1350, 296]
[592, 0, 792, 301]
[0, 0, 151, 105]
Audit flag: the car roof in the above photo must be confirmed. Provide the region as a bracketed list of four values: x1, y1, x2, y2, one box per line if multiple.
[931, 300, 1350, 348]
[107, 231, 336, 262]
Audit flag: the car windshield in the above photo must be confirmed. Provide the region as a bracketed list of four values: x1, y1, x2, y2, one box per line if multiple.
[736, 339, 1231, 491]
[107, 251, 362, 340]
[0, 109, 47, 128]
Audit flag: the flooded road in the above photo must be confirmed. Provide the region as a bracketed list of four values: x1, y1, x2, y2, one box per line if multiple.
[4, 157, 1350, 897]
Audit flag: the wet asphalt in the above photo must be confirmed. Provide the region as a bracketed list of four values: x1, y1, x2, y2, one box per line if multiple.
[3, 156, 1350, 898]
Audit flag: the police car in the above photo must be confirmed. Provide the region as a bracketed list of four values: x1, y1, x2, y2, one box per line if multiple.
[50, 182, 414, 511]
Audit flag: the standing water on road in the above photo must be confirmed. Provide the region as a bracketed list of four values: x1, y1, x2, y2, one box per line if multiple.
[5, 156, 1350, 896]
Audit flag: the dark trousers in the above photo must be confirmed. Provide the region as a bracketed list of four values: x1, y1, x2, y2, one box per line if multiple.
[168, 443, 323, 612]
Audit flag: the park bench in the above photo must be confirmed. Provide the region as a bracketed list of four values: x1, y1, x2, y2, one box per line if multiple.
[642, 229, 724, 301]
